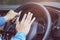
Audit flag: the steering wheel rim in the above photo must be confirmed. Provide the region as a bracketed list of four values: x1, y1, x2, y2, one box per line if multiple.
[2, 2, 51, 40]
[33, 3, 52, 40]
[15, 2, 52, 40]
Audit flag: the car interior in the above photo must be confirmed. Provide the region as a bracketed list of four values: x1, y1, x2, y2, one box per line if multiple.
[0, 1, 60, 40]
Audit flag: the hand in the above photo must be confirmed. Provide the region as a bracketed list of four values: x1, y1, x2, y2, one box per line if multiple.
[4, 10, 19, 22]
[16, 12, 36, 35]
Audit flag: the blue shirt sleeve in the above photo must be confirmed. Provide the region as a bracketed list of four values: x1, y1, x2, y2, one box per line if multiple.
[0, 17, 26, 40]
[11, 32, 26, 40]
[0, 17, 6, 26]
[0, 37, 2, 40]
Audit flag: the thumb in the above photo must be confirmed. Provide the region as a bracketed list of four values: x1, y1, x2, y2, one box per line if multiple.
[14, 11, 22, 16]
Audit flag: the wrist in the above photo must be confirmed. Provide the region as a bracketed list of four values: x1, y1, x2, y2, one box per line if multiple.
[4, 16, 9, 22]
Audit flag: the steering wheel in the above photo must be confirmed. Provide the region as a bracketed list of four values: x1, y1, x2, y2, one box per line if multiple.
[3, 3, 51, 40]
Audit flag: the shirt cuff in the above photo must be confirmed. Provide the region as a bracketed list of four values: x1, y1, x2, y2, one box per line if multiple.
[12, 32, 26, 40]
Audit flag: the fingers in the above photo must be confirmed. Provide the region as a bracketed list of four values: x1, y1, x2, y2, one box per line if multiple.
[9, 10, 18, 16]
[30, 17, 36, 25]
[21, 12, 35, 24]
[21, 14, 27, 22]
[28, 12, 33, 22]
[25, 12, 33, 23]
[14, 11, 22, 17]
[19, 11, 22, 16]
[16, 11, 22, 24]
[10, 10, 22, 17]
[16, 11, 22, 21]
[15, 16, 19, 22]
[16, 11, 36, 25]
[25, 12, 31, 22]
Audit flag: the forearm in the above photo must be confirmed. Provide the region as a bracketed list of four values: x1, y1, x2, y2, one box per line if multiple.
[11, 32, 26, 40]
